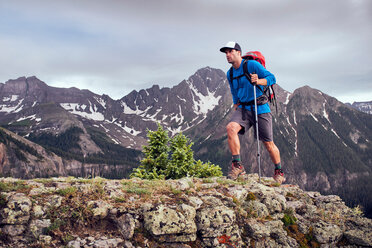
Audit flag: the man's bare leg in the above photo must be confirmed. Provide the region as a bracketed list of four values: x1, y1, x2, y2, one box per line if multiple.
[226, 121, 246, 179]
[263, 141, 285, 183]
[226, 122, 242, 155]
[263, 141, 280, 164]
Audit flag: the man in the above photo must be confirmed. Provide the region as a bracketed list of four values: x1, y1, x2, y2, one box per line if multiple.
[220, 41, 285, 183]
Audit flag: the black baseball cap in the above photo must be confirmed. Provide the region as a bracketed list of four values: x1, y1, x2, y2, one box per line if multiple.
[220, 41, 241, 53]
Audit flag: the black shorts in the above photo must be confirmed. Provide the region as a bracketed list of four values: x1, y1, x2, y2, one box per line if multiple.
[229, 108, 273, 142]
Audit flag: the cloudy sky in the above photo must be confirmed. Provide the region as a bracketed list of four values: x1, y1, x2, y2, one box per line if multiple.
[0, 0, 371, 103]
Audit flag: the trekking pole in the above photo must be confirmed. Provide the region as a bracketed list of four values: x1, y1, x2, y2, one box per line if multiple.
[253, 84, 262, 183]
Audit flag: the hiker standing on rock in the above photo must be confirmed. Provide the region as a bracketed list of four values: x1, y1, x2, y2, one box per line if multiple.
[220, 41, 285, 184]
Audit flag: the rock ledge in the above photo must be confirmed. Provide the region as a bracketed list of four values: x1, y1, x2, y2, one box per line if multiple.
[0, 174, 371, 247]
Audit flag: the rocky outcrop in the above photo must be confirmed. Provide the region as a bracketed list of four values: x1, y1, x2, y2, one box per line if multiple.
[0, 175, 371, 248]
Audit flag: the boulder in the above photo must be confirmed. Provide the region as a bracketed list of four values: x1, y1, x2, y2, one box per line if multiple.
[0, 193, 32, 224]
[144, 204, 197, 242]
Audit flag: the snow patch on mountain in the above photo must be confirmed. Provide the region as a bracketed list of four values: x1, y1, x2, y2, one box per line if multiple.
[16, 114, 41, 122]
[121, 101, 153, 117]
[188, 81, 221, 115]
[113, 122, 141, 136]
[94, 96, 106, 109]
[146, 108, 162, 122]
[284, 92, 292, 105]
[286, 115, 298, 156]
[0, 99, 24, 113]
[310, 113, 328, 130]
[330, 128, 347, 147]
[60, 103, 105, 121]
[293, 111, 297, 125]
[2, 95, 19, 102]
[323, 103, 330, 123]
[310, 113, 318, 122]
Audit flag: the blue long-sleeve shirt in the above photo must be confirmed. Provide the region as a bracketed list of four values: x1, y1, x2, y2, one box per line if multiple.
[227, 59, 276, 114]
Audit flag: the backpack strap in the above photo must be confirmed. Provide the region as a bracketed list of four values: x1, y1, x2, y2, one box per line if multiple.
[242, 60, 264, 94]
[243, 59, 278, 114]
[229, 66, 246, 83]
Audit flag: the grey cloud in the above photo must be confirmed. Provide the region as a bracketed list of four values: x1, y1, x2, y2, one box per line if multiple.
[0, 0, 371, 103]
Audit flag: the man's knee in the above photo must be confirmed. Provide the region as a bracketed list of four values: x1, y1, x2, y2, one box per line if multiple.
[226, 122, 241, 135]
[263, 141, 277, 152]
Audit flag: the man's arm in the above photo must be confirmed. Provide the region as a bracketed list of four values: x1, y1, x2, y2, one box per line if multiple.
[248, 60, 276, 86]
[250, 74, 267, 86]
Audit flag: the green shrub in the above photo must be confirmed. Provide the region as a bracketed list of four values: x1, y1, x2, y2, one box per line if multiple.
[131, 124, 222, 180]
[282, 208, 297, 227]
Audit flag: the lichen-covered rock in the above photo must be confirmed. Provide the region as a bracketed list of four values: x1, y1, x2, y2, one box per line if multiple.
[226, 184, 249, 201]
[29, 219, 51, 238]
[242, 200, 269, 218]
[245, 219, 298, 247]
[32, 204, 45, 218]
[249, 182, 276, 199]
[262, 193, 286, 214]
[29, 186, 56, 196]
[67, 240, 81, 248]
[87, 200, 112, 219]
[344, 217, 372, 246]
[1, 176, 372, 248]
[0, 193, 32, 224]
[244, 219, 271, 239]
[285, 200, 305, 213]
[123, 240, 135, 248]
[144, 204, 197, 242]
[39, 234, 52, 244]
[0, 224, 26, 236]
[312, 220, 343, 244]
[169, 177, 193, 191]
[196, 204, 242, 247]
[199, 195, 224, 207]
[45, 195, 63, 208]
[187, 196, 203, 209]
[344, 229, 372, 247]
[91, 238, 124, 248]
[104, 180, 125, 198]
[114, 213, 136, 239]
[196, 205, 236, 237]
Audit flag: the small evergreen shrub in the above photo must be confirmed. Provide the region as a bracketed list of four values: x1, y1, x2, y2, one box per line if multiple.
[131, 124, 222, 179]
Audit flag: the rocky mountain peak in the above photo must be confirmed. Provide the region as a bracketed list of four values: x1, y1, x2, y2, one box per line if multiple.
[289, 85, 342, 116]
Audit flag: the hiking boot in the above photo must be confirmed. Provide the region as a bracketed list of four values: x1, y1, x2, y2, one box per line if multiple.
[273, 169, 286, 184]
[228, 161, 246, 180]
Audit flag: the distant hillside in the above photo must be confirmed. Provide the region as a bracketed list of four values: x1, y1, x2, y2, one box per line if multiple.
[0, 127, 140, 179]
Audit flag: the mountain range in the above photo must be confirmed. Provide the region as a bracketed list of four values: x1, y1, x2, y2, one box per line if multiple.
[346, 101, 372, 115]
[0, 69, 371, 218]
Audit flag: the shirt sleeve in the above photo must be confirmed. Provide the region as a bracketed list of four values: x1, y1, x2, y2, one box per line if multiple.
[248, 60, 276, 86]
